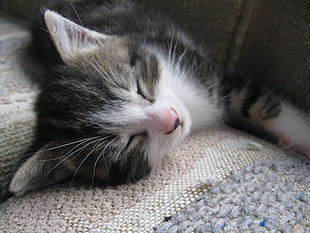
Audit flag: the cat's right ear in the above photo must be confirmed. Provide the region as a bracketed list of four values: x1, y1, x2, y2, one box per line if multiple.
[43, 10, 108, 62]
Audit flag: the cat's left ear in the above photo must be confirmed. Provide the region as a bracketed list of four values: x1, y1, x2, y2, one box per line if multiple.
[9, 142, 73, 195]
[44, 10, 107, 62]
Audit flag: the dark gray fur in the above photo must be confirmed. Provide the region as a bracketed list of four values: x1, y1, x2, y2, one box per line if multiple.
[5, 0, 294, 198]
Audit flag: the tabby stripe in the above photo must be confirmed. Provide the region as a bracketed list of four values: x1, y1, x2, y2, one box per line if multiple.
[241, 86, 262, 118]
[219, 81, 233, 112]
[263, 101, 281, 119]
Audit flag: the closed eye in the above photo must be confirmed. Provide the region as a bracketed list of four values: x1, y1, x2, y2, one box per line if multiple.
[137, 80, 154, 103]
[137, 80, 147, 99]
[126, 131, 147, 151]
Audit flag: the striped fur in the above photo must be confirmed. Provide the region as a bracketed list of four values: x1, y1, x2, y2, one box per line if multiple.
[9, 0, 310, 195]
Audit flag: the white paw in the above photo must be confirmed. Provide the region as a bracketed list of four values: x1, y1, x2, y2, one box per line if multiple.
[278, 137, 294, 149]
[278, 137, 310, 158]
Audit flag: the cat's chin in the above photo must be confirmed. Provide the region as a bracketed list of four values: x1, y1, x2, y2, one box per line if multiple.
[145, 97, 191, 170]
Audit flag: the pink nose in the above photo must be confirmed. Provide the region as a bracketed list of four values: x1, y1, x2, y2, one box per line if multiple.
[143, 108, 181, 134]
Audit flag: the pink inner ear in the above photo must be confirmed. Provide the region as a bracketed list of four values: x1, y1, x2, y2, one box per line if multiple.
[142, 107, 180, 134]
[44, 10, 104, 61]
[66, 26, 88, 48]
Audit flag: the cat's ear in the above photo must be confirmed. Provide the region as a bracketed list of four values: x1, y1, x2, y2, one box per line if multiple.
[43, 10, 107, 62]
[9, 142, 72, 195]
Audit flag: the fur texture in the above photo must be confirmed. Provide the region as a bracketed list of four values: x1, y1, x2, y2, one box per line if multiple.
[8, 0, 310, 195]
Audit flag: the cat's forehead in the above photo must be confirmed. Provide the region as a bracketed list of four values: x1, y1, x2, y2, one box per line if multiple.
[53, 38, 163, 133]
[70, 38, 132, 65]
[65, 41, 161, 92]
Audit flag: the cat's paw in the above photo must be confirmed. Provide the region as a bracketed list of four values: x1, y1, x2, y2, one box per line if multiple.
[278, 137, 310, 158]
[278, 137, 294, 149]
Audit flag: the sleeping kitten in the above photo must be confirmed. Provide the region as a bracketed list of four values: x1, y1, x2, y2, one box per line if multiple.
[9, 0, 310, 195]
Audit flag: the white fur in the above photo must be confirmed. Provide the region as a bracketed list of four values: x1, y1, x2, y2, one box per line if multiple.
[156, 55, 224, 132]
[264, 103, 310, 157]
[142, 54, 224, 168]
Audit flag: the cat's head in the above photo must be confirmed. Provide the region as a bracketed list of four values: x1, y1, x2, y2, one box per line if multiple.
[10, 10, 191, 194]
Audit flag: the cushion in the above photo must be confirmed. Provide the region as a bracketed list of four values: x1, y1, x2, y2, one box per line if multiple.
[140, 0, 310, 112]
[0, 12, 38, 198]
[2, 126, 309, 232]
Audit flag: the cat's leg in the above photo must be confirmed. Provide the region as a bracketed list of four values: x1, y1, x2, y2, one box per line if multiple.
[263, 103, 310, 156]
[228, 83, 310, 157]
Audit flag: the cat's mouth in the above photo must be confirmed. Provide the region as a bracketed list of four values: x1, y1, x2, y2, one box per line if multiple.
[165, 108, 182, 135]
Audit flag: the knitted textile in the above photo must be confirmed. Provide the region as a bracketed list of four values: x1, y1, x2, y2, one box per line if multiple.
[0, 13, 38, 194]
[154, 155, 310, 232]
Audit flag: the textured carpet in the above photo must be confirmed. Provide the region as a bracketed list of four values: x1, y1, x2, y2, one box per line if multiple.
[154, 155, 310, 232]
[1, 10, 310, 233]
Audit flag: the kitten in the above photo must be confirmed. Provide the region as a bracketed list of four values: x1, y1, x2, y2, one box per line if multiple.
[9, 0, 310, 195]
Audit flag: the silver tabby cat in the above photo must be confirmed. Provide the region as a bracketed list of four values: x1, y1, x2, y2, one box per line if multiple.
[9, 0, 310, 195]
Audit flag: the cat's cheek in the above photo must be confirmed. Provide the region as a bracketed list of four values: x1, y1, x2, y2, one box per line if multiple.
[146, 126, 188, 171]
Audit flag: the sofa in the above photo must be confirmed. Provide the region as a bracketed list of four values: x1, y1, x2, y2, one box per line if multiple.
[0, 0, 309, 232]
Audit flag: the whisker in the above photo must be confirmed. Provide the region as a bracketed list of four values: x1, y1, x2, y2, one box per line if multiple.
[69, 139, 105, 187]
[90, 59, 114, 85]
[90, 58, 124, 90]
[90, 137, 116, 187]
[168, 35, 174, 67]
[70, 2, 83, 26]
[176, 46, 188, 69]
[26, 136, 109, 188]
[40, 27, 57, 37]
[90, 142, 110, 188]
[23, 136, 101, 158]
[38, 137, 98, 162]
[172, 34, 179, 65]
[90, 148, 105, 188]
[64, 136, 113, 163]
